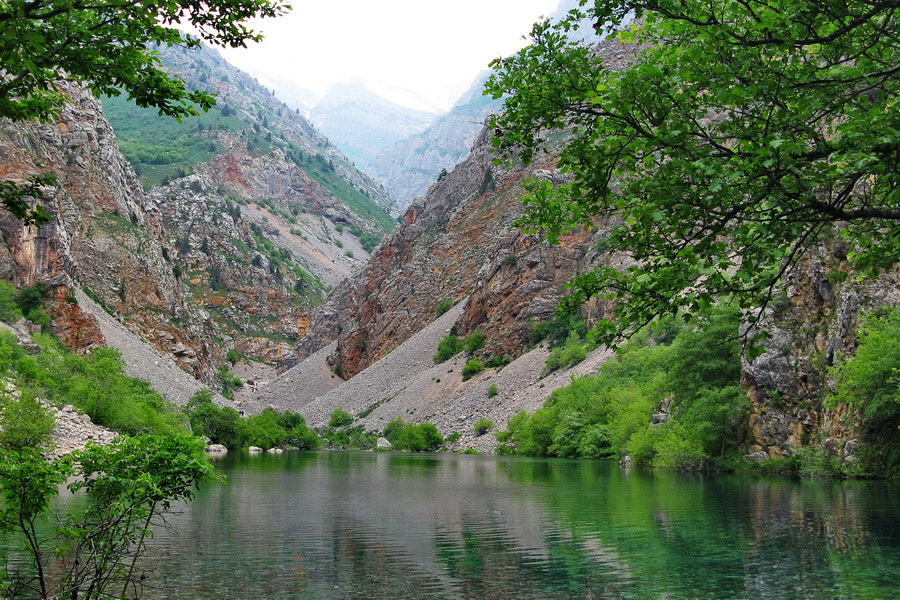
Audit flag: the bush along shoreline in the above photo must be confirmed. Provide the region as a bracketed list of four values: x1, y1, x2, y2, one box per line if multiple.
[494, 304, 900, 479]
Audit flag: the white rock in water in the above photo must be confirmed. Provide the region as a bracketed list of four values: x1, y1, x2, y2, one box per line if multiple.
[267, 447, 284, 454]
[247, 446, 263, 453]
[205, 444, 228, 455]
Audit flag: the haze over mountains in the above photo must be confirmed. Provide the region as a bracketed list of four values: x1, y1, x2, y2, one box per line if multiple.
[308, 83, 437, 171]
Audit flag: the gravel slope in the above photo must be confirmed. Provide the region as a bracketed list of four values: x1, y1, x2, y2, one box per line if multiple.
[75, 288, 231, 407]
[254, 300, 613, 451]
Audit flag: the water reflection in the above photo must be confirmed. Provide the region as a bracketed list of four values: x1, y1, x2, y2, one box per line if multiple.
[4, 452, 898, 599]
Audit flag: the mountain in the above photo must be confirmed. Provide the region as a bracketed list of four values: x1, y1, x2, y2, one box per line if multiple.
[367, 71, 501, 211]
[0, 40, 406, 398]
[308, 83, 436, 171]
[368, 1, 602, 210]
[257, 37, 898, 465]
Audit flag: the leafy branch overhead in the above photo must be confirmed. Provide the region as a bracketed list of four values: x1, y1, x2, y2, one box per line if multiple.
[486, 0, 899, 347]
[0, 0, 289, 225]
[0, 0, 290, 122]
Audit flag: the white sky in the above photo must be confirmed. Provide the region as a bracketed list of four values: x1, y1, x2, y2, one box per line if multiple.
[215, 0, 562, 113]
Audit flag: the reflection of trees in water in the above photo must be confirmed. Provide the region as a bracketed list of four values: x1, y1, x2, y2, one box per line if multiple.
[62, 453, 899, 599]
[522, 460, 899, 599]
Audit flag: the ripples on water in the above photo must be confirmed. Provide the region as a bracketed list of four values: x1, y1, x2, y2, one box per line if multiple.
[4, 451, 899, 599]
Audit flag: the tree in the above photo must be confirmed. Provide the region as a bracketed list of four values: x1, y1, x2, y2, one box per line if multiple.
[0, 435, 217, 600]
[0, 0, 289, 224]
[0, 0, 288, 123]
[486, 0, 899, 349]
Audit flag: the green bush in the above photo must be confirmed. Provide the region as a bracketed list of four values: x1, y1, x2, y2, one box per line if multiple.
[463, 331, 485, 353]
[496, 305, 749, 470]
[14, 282, 48, 316]
[434, 298, 454, 316]
[487, 383, 498, 398]
[0, 280, 22, 322]
[544, 331, 587, 373]
[528, 314, 588, 348]
[185, 389, 240, 448]
[383, 418, 444, 451]
[323, 425, 375, 450]
[433, 334, 462, 363]
[0, 389, 55, 451]
[828, 307, 900, 476]
[328, 408, 354, 428]
[462, 358, 484, 380]
[474, 418, 494, 435]
[217, 366, 243, 399]
[0, 331, 188, 436]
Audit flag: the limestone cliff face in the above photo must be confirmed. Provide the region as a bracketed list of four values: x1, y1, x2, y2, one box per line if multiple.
[742, 246, 900, 463]
[0, 84, 222, 380]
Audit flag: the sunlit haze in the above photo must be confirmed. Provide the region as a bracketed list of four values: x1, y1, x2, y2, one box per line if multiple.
[214, 0, 563, 113]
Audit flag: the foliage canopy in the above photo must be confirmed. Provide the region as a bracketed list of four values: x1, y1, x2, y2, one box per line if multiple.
[0, 0, 288, 224]
[0, 0, 289, 123]
[487, 0, 899, 346]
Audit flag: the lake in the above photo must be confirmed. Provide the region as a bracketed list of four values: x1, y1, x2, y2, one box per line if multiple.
[4, 451, 900, 599]
[152, 451, 899, 599]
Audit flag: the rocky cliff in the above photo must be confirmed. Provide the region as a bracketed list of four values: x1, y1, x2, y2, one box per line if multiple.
[742, 245, 900, 465]
[0, 84, 223, 382]
[0, 42, 402, 387]
[286, 123, 616, 382]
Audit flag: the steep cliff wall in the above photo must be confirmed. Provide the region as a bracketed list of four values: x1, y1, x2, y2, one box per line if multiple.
[0, 84, 223, 380]
[743, 245, 900, 464]
[287, 126, 617, 381]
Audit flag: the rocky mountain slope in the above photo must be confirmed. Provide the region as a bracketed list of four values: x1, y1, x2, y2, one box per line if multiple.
[308, 83, 436, 171]
[263, 33, 897, 464]
[0, 83, 224, 383]
[0, 41, 405, 393]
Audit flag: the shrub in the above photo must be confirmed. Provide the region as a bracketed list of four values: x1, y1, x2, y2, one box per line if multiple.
[0, 389, 55, 451]
[226, 349, 241, 365]
[462, 358, 484, 380]
[496, 305, 749, 470]
[544, 331, 587, 373]
[433, 334, 462, 363]
[1, 333, 188, 436]
[434, 298, 454, 317]
[383, 418, 443, 451]
[828, 307, 900, 476]
[474, 418, 494, 435]
[328, 408, 354, 428]
[217, 366, 243, 399]
[487, 383, 498, 398]
[0, 280, 22, 322]
[462, 331, 485, 353]
[14, 282, 48, 316]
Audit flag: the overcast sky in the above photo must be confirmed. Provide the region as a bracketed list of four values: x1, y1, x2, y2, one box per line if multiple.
[215, 0, 563, 113]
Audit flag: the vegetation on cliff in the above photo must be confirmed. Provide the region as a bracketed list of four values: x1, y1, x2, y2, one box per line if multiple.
[496, 305, 749, 469]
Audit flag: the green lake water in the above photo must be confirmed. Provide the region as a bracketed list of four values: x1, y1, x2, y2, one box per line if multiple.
[5, 451, 900, 599]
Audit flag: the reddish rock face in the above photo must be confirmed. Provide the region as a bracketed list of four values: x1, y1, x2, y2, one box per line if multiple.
[0, 85, 223, 380]
[47, 288, 105, 352]
[288, 123, 615, 379]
